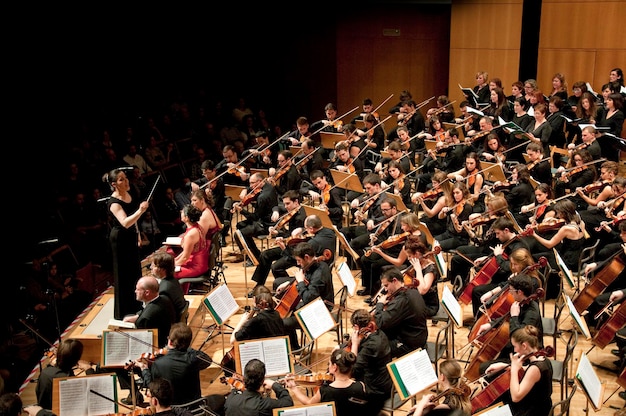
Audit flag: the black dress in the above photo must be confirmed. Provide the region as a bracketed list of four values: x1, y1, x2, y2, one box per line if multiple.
[107, 196, 142, 319]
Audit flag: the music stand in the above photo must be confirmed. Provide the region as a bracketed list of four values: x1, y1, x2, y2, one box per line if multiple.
[332, 225, 361, 269]
[200, 284, 239, 351]
[442, 122, 465, 141]
[424, 139, 437, 152]
[329, 169, 364, 193]
[383, 192, 408, 212]
[480, 162, 507, 183]
[302, 205, 335, 229]
[224, 185, 246, 202]
[234, 230, 258, 305]
[319, 132, 344, 149]
[249, 168, 268, 178]
[289, 145, 302, 155]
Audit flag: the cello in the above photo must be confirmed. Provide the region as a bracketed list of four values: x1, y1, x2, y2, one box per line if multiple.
[592, 299, 626, 349]
[573, 252, 626, 314]
[470, 346, 554, 413]
[462, 287, 545, 381]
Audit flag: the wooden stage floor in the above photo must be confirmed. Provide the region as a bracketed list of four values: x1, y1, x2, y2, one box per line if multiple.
[18, 234, 626, 415]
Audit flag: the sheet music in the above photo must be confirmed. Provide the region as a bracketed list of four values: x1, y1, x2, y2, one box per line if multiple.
[441, 285, 462, 327]
[59, 375, 116, 416]
[277, 403, 335, 416]
[102, 330, 153, 366]
[237, 337, 291, 377]
[391, 349, 437, 397]
[204, 284, 240, 325]
[475, 403, 513, 416]
[297, 298, 335, 340]
[565, 295, 591, 339]
[576, 352, 602, 409]
[554, 249, 574, 287]
[336, 262, 357, 296]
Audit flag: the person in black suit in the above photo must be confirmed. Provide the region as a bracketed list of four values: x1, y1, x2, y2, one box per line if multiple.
[150, 251, 187, 323]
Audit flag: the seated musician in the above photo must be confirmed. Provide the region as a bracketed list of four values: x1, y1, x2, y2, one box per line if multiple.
[581, 224, 626, 330]
[382, 160, 414, 211]
[476, 274, 544, 375]
[248, 190, 306, 297]
[518, 183, 556, 229]
[300, 169, 344, 228]
[447, 152, 485, 213]
[149, 251, 187, 323]
[277, 242, 334, 350]
[565, 125, 602, 160]
[554, 149, 598, 208]
[580, 167, 625, 244]
[271, 214, 336, 292]
[349, 309, 393, 416]
[285, 349, 369, 416]
[295, 138, 327, 181]
[373, 235, 439, 317]
[269, 150, 302, 199]
[465, 116, 494, 145]
[491, 163, 534, 217]
[448, 195, 509, 289]
[357, 197, 406, 298]
[407, 359, 471, 416]
[412, 171, 453, 237]
[225, 358, 293, 416]
[426, 94, 456, 124]
[226, 289, 286, 375]
[480, 325, 552, 416]
[467, 217, 530, 318]
[340, 173, 385, 258]
[479, 133, 507, 167]
[372, 266, 428, 358]
[413, 129, 466, 194]
[376, 133, 412, 175]
[433, 182, 474, 252]
[287, 116, 314, 146]
[233, 173, 279, 265]
[330, 141, 366, 203]
[525, 142, 551, 186]
[241, 130, 277, 170]
[216, 144, 250, 185]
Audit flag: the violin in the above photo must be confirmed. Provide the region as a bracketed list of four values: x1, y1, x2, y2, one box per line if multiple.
[220, 374, 245, 391]
[583, 180, 611, 194]
[283, 372, 334, 387]
[523, 218, 566, 234]
[270, 206, 300, 235]
[353, 194, 378, 224]
[283, 232, 315, 247]
[526, 157, 548, 171]
[233, 178, 266, 210]
[227, 165, 247, 178]
[401, 246, 442, 287]
[596, 213, 626, 232]
[557, 164, 589, 180]
[492, 181, 515, 192]
[418, 187, 443, 201]
[468, 213, 499, 227]
[125, 348, 168, 369]
[365, 231, 411, 257]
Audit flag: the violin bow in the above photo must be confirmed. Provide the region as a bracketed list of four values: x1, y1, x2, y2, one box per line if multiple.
[310, 105, 360, 136]
[347, 115, 394, 162]
[501, 139, 530, 155]
[372, 93, 394, 115]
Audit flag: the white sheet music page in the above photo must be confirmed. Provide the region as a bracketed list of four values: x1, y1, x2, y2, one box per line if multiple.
[297, 298, 336, 340]
[336, 262, 357, 296]
[441, 285, 462, 328]
[205, 284, 240, 325]
[392, 349, 437, 397]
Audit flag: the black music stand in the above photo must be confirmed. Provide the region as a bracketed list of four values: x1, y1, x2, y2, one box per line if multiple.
[233, 229, 258, 301]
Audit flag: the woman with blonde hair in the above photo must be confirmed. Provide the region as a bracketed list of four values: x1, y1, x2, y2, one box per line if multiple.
[408, 359, 471, 416]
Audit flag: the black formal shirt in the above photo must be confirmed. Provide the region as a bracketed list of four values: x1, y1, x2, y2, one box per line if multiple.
[224, 383, 293, 416]
[373, 287, 428, 351]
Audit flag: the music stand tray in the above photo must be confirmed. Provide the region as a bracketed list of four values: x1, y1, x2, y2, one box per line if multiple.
[384, 192, 408, 212]
[319, 132, 344, 149]
[329, 169, 364, 193]
[234, 229, 259, 266]
[480, 162, 506, 183]
[303, 205, 335, 229]
[225, 185, 247, 202]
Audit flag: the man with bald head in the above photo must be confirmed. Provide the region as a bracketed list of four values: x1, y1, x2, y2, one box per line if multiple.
[123, 275, 176, 347]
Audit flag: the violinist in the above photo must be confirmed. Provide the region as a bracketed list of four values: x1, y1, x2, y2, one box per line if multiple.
[493, 163, 534, 216]
[340, 173, 385, 257]
[285, 349, 369, 415]
[135, 323, 217, 406]
[413, 128, 466, 194]
[566, 125, 602, 161]
[311, 102, 344, 133]
[525, 142, 551, 185]
[518, 183, 556, 228]
[233, 173, 279, 266]
[269, 150, 302, 198]
[418, 114, 446, 142]
[484, 325, 552, 416]
[526, 199, 586, 273]
[373, 236, 439, 317]
[295, 138, 326, 181]
[447, 152, 485, 213]
[36, 339, 92, 410]
[479, 134, 507, 167]
[455, 100, 480, 138]
[465, 115, 494, 143]
[348, 309, 393, 416]
[372, 266, 428, 358]
[225, 358, 293, 416]
[301, 170, 344, 228]
[390, 99, 426, 157]
[376, 139, 412, 179]
[330, 142, 366, 200]
[412, 171, 453, 236]
[433, 182, 473, 252]
[578, 162, 622, 241]
[407, 359, 471, 416]
[448, 195, 509, 292]
[216, 145, 250, 185]
[340, 122, 367, 163]
[357, 198, 406, 298]
[249, 191, 306, 293]
[279, 242, 334, 350]
[382, 160, 414, 211]
[362, 113, 386, 154]
[242, 130, 277, 170]
[286, 116, 315, 147]
[469, 217, 530, 318]
[553, 149, 597, 210]
[425, 94, 456, 124]
[351, 97, 380, 124]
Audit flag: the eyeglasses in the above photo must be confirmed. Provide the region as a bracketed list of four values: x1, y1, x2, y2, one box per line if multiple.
[381, 208, 393, 212]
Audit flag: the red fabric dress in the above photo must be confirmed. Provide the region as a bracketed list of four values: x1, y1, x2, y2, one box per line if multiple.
[169, 223, 209, 294]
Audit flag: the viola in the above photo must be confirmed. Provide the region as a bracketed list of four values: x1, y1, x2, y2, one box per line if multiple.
[364, 231, 411, 257]
[470, 346, 555, 414]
